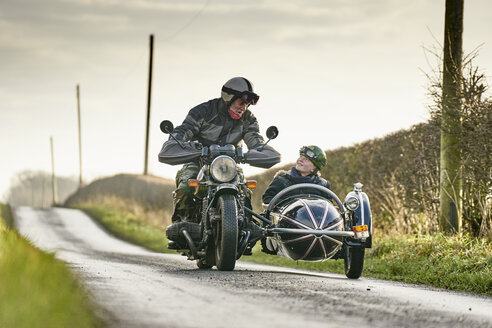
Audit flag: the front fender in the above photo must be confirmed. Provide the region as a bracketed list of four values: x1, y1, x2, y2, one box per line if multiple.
[211, 184, 239, 206]
[345, 190, 372, 248]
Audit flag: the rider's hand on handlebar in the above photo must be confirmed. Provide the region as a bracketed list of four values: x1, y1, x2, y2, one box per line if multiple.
[188, 141, 202, 150]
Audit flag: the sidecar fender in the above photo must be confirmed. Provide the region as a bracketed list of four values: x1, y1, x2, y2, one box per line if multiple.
[345, 190, 372, 248]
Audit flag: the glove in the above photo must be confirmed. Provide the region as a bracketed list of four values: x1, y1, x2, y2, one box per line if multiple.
[188, 141, 202, 150]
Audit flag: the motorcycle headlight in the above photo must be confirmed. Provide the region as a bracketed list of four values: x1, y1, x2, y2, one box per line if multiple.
[344, 196, 360, 211]
[210, 156, 237, 182]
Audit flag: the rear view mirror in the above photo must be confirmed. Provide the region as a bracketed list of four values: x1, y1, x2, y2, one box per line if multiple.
[266, 126, 278, 140]
[257, 126, 279, 152]
[160, 120, 174, 134]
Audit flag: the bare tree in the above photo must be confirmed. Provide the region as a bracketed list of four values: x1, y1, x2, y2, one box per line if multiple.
[6, 170, 78, 207]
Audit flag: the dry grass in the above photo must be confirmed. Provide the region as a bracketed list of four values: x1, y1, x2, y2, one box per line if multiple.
[65, 173, 175, 227]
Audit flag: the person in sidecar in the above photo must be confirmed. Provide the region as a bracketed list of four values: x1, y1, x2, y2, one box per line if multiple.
[163, 77, 279, 230]
[262, 145, 330, 205]
[261, 145, 330, 255]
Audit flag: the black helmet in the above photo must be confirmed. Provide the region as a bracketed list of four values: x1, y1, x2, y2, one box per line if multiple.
[221, 77, 259, 105]
[275, 198, 343, 261]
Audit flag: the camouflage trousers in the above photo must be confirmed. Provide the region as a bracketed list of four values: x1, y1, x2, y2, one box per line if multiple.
[172, 162, 200, 222]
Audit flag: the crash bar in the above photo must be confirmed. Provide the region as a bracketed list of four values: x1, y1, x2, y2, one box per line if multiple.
[267, 228, 355, 237]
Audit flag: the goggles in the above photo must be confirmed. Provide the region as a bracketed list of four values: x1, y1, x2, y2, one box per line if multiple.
[222, 87, 260, 105]
[299, 146, 316, 161]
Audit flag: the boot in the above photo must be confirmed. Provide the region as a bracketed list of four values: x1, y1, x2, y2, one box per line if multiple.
[171, 190, 187, 222]
[171, 208, 185, 223]
[172, 189, 197, 222]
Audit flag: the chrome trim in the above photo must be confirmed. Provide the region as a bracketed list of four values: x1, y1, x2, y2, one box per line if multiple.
[325, 247, 341, 259]
[299, 199, 318, 229]
[196, 165, 207, 181]
[321, 235, 343, 246]
[352, 182, 365, 225]
[358, 192, 365, 226]
[278, 214, 313, 230]
[269, 228, 355, 237]
[282, 234, 314, 244]
[300, 238, 317, 260]
[319, 202, 329, 229]
[318, 236, 328, 258]
[266, 183, 345, 216]
[328, 220, 344, 231]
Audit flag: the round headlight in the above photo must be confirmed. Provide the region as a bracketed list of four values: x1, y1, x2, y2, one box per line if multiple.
[344, 196, 360, 211]
[210, 156, 237, 182]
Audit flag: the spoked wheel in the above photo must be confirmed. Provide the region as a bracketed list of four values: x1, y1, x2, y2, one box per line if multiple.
[344, 246, 365, 279]
[214, 194, 238, 271]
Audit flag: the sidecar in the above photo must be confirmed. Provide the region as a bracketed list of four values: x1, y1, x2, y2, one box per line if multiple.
[260, 183, 372, 279]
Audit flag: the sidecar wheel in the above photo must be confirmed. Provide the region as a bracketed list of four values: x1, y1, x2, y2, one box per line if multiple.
[344, 247, 365, 279]
[214, 194, 238, 271]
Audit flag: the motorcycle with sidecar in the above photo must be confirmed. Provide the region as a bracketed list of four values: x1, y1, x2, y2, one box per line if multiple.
[158, 121, 372, 278]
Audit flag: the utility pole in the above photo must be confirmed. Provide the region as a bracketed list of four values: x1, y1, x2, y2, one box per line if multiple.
[50, 136, 57, 206]
[77, 84, 83, 187]
[439, 0, 464, 234]
[144, 34, 154, 176]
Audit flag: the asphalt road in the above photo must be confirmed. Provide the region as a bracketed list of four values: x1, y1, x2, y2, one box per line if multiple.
[12, 206, 492, 328]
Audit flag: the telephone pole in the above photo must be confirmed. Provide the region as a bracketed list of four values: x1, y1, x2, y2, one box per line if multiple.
[439, 0, 464, 234]
[77, 84, 83, 187]
[144, 34, 154, 175]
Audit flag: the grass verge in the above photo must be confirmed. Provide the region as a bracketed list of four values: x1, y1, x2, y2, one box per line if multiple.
[74, 204, 492, 296]
[74, 204, 171, 253]
[242, 234, 492, 296]
[0, 203, 101, 328]
[0, 202, 14, 228]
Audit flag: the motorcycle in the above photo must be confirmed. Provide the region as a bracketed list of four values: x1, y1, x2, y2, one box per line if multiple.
[158, 120, 281, 271]
[159, 121, 372, 278]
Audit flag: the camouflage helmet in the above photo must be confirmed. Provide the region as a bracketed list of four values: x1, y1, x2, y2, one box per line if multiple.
[299, 145, 326, 170]
[221, 77, 259, 105]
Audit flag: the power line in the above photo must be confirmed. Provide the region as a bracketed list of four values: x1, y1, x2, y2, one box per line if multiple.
[163, 0, 211, 40]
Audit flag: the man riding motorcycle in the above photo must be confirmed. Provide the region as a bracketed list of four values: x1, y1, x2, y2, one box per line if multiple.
[159, 77, 280, 248]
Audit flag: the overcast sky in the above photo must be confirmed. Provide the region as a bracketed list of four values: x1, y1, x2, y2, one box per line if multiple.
[1, 0, 491, 201]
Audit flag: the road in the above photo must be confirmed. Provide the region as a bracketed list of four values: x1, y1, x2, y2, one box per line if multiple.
[12, 206, 492, 328]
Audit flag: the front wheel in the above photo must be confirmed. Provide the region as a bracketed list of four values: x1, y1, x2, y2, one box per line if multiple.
[344, 246, 365, 279]
[214, 194, 238, 271]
